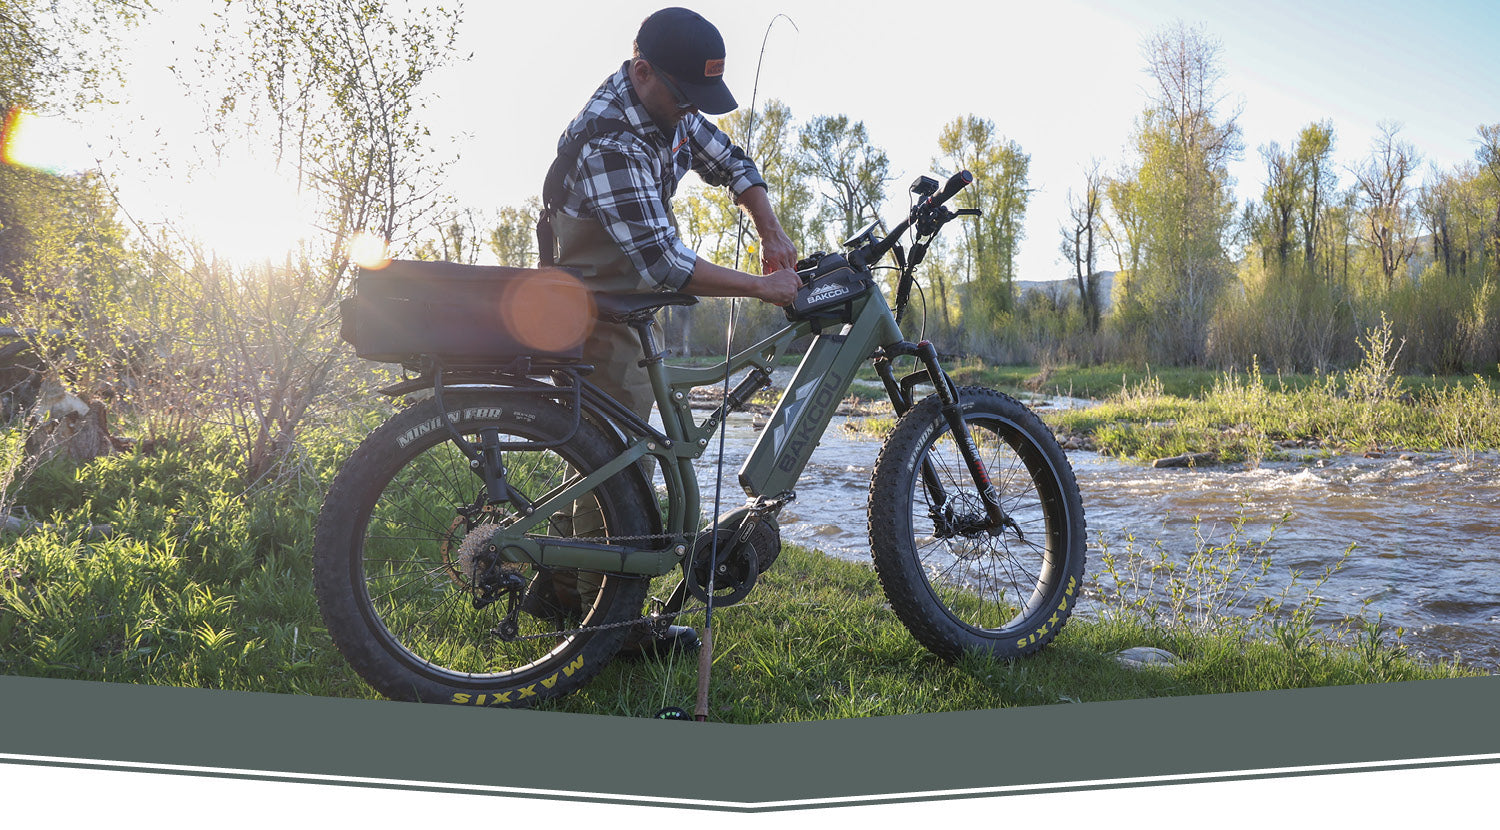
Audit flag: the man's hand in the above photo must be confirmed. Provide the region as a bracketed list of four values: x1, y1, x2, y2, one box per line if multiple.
[758, 226, 798, 275]
[756, 268, 802, 307]
[684, 260, 801, 306]
[737, 185, 799, 274]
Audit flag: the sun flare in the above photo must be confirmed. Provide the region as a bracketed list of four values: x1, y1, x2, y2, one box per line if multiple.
[2, 108, 96, 175]
[182, 158, 322, 267]
[348, 231, 392, 270]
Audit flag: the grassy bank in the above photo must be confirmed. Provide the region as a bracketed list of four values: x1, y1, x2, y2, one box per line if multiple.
[546, 543, 1477, 721]
[0, 423, 1479, 722]
[1044, 367, 1500, 463]
[839, 328, 1500, 464]
[685, 321, 1500, 465]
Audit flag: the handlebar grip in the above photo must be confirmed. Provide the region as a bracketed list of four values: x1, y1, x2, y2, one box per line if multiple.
[865, 171, 973, 265]
[928, 170, 973, 207]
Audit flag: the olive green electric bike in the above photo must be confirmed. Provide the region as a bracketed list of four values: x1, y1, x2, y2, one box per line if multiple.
[314, 170, 1087, 708]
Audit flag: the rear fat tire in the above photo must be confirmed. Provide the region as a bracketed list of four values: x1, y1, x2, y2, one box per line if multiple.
[314, 393, 653, 706]
[869, 387, 1087, 661]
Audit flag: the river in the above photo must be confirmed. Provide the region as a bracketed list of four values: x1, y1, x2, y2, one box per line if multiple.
[680, 379, 1500, 673]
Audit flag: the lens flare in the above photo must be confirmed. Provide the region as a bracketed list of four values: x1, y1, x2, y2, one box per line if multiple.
[348, 231, 392, 270]
[2, 108, 93, 174]
[499, 268, 594, 354]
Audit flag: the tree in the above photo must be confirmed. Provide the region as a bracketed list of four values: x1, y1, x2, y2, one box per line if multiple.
[487, 200, 540, 267]
[0, 0, 150, 483]
[1353, 121, 1421, 291]
[936, 115, 1030, 320]
[1446, 164, 1491, 278]
[0, 0, 45, 113]
[663, 100, 812, 354]
[1322, 186, 1360, 289]
[1059, 160, 1104, 331]
[1295, 120, 1336, 274]
[1476, 123, 1500, 273]
[1102, 169, 1144, 278]
[412, 207, 488, 264]
[167, 0, 463, 482]
[798, 114, 890, 249]
[1114, 21, 1242, 363]
[1258, 140, 1303, 274]
[1, 0, 137, 114]
[203, 0, 461, 296]
[680, 99, 810, 271]
[718, 99, 813, 260]
[1477, 124, 1500, 188]
[1417, 168, 1455, 276]
[1, 0, 145, 294]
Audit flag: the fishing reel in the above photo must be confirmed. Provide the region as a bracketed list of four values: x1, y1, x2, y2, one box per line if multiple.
[684, 506, 782, 607]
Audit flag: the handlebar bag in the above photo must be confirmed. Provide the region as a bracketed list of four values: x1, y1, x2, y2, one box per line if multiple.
[787, 253, 873, 326]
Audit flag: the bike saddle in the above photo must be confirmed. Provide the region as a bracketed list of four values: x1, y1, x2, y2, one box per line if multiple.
[594, 292, 699, 324]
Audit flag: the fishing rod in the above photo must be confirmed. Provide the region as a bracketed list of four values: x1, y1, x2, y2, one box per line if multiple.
[693, 12, 799, 724]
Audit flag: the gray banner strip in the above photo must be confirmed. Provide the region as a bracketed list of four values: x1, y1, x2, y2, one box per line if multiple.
[2, 674, 1497, 809]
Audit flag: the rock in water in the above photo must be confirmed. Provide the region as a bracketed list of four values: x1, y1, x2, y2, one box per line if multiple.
[1151, 452, 1217, 468]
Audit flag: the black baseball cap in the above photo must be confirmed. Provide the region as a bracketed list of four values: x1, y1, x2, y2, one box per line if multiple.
[635, 7, 737, 115]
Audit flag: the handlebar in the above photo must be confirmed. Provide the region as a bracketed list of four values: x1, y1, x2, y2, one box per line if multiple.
[864, 169, 972, 265]
[928, 170, 973, 208]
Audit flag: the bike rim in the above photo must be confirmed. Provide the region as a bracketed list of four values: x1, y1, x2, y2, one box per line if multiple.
[908, 414, 1068, 638]
[353, 425, 613, 682]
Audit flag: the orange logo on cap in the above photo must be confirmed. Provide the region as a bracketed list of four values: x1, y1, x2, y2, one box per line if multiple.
[704, 58, 725, 77]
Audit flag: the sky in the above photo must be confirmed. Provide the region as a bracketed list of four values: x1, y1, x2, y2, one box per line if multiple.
[43, 0, 1500, 280]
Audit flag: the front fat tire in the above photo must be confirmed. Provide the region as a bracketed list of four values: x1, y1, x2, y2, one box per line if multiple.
[869, 387, 1086, 662]
[314, 393, 652, 707]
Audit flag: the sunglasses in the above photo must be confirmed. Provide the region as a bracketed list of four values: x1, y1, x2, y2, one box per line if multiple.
[652, 65, 696, 112]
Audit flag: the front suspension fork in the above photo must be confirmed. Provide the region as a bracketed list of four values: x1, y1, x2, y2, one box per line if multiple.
[876, 341, 1011, 534]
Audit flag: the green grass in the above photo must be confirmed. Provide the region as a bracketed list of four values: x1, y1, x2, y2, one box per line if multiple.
[0, 422, 1478, 722]
[843, 366, 1500, 464]
[1040, 361, 1500, 463]
[679, 331, 1500, 464]
[887, 352, 1499, 404]
[0, 430, 367, 696]
[543, 535, 1474, 721]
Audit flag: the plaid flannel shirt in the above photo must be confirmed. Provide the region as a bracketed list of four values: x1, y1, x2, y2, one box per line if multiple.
[556, 62, 766, 292]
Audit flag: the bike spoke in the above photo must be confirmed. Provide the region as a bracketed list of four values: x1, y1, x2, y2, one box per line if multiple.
[897, 413, 1069, 635]
[365, 561, 454, 604]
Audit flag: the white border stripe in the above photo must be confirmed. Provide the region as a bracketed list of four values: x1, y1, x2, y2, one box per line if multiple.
[5, 751, 1500, 810]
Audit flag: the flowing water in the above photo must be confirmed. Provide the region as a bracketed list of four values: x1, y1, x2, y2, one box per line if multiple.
[680, 373, 1500, 672]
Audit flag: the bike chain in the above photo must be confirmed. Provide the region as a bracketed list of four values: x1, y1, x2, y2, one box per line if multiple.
[472, 504, 791, 644]
[485, 530, 706, 644]
[495, 595, 708, 643]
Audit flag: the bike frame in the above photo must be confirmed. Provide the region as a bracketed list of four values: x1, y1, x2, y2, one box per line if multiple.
[475, 286, 904, 577]
[446, 170, 996, 581]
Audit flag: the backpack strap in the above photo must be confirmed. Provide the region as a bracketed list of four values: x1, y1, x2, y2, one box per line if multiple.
[536, 117, 636, 266]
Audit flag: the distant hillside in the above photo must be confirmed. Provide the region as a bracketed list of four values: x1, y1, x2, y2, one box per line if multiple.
[1014, 271, 1115, 312]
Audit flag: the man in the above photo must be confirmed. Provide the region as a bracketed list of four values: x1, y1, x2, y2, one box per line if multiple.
[531, 7, 801, 656]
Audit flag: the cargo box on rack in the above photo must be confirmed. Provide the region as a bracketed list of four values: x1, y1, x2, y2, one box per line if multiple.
[339, 259, 595, 364]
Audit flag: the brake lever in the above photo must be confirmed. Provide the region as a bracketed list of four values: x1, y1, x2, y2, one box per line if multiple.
[916, 205, 952, 237]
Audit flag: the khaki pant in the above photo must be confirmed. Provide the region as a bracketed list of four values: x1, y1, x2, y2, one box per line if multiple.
[527, 211, 662, 619]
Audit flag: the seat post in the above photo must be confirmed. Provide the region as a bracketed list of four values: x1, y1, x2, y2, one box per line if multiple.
[631, 316, 665, 367]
